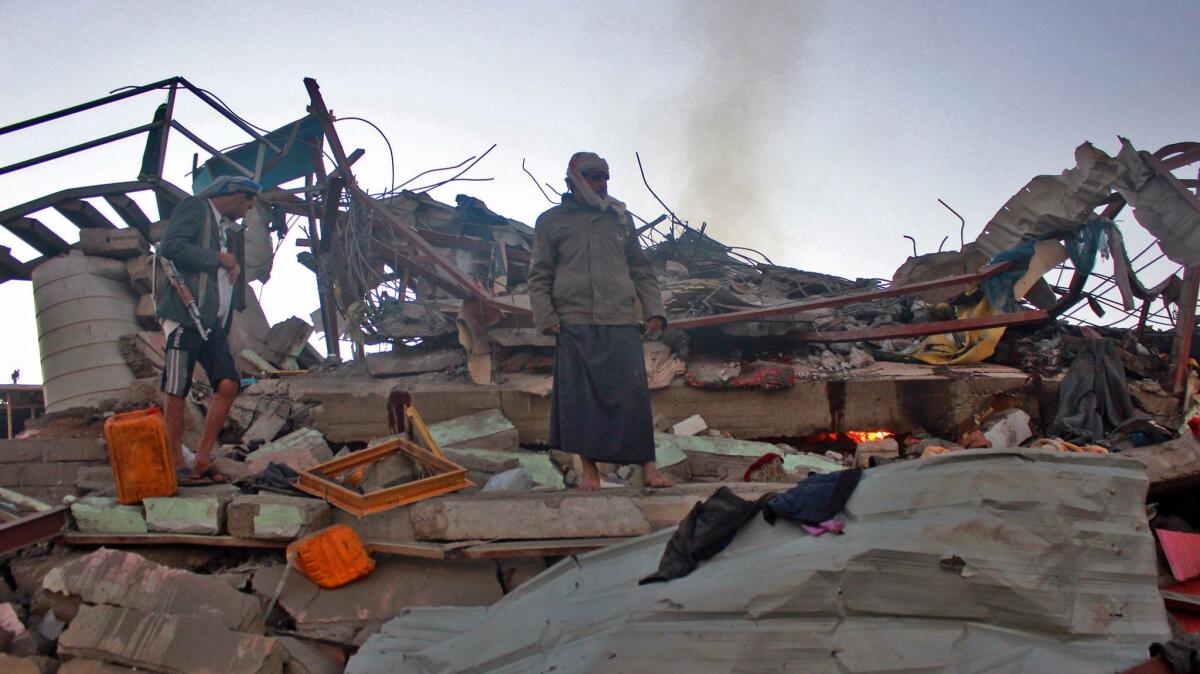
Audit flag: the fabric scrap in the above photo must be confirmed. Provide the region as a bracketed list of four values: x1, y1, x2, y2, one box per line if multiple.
[640, 486, 773, 584]
[763, 469, 862, 525]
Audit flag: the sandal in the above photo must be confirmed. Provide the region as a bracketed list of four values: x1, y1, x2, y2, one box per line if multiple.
[176, 465, 230, 486]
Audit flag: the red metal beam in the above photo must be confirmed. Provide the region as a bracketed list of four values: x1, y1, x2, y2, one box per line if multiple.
[669, 261, 1015, 330]
[0, 506, 67, 556]
[791, 309, 1048, 343]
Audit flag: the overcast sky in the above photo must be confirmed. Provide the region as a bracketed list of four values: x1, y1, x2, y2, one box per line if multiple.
[2, 0, 1198, 383]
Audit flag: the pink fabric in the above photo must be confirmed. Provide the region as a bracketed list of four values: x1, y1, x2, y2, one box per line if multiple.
[802, 519, 845, 537]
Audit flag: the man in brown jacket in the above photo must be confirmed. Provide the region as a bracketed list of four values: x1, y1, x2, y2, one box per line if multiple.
[528, 152, 671, 490]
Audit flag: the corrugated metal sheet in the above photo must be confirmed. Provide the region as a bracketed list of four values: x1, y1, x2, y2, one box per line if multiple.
[1115, 138, 1200, 267]
[976, 142, 1119, 258]
[349, 449, 1169, 674]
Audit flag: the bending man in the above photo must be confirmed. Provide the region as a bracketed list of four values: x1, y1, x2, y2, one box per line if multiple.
[529, 152, 671, 490]
[157, 175, 260, 483]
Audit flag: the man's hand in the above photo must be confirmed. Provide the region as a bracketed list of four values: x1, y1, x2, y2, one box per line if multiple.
[643, 316, 665, 341]
[217, 252, 240, 283]
[545, 324, 562, 335]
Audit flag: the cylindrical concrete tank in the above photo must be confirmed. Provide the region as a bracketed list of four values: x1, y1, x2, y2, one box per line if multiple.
[32, 251, 140, 413]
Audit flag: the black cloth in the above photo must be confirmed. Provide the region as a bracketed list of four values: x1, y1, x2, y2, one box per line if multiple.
[640, 487, 773, 584]
[1151, 634, 1200, 672]
[763, 469, 862, 525]
[550, 324, 654, 464]
[247, 462, 306, 495]
[160, 326, 239, 398]
[1047, 335, 1143, 444]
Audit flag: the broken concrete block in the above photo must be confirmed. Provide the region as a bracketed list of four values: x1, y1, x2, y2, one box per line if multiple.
[242, 397, 292, 445]
[672, 414, 708, 437]
[263, 317, 314, 370]
[481, 467, 533, 492]
[244, 428, 333, 475]
[0, 654, 50, 674]
[359, 453, 418, 492]
[8, 629, 51, 656]
[251, 557, 502, 646]
[144, 495, 226, 535]
[213, 455, 256, 483]
[135, 293, 159, 330]
[428, 409, 518, 452]
[981, 408, 1033, 448]
[366, 348, 465, 377]
[279, 636, 344, 674]
[442, 447, 565, 489]
[855, 437, 901, 468]
[0, 602, 26, 649]
[9, 552, 85, 598]
[76, 465, 116, 493]
[411, 492, 652, 541]
[43, 548, 262, 632]
[70, 497, 147, 534]
[227, 494, 331, 541]
[59, 604, 284, 674]
[78, 228, 147, 259]
[125, 255, 155, 294]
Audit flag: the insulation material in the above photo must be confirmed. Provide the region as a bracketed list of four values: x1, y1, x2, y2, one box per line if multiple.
[348, 449, 1168, 674]
[975, 142, 1120, 258]
[1114, 137, 1200, 267]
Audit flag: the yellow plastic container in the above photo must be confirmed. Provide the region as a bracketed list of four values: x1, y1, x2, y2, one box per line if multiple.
[287, 524, 376, 589]
[103, 407, 176, 504]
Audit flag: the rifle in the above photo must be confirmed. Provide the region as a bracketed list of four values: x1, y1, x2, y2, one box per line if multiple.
[155, 254, 210, 341]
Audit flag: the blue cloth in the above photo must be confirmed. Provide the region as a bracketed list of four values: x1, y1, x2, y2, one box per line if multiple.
[979, 217, 1113, 313]
[763, 469, 862, 525]
[196, 175, 262, 198]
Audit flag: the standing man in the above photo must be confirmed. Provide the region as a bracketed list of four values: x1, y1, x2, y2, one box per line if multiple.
[529, 152, 672, 490]
[157, 175, 261, 483]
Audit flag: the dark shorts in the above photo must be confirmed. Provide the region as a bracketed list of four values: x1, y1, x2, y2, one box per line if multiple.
[160, 326, 239, 398]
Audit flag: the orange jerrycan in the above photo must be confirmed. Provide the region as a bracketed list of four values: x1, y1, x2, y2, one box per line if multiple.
[287, 524, 376, 589]
[103, 407, 177, 504]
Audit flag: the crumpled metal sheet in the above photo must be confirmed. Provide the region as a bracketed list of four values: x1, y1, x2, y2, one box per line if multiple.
[976, 142, 1120, 258]
[1115, 138, 1200, 267]
[347, 450, 1168, 674]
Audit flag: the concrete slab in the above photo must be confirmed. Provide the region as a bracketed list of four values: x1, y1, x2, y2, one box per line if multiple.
[428, 409, 519, 451]
[411, 492, 653, 541]
[144, 495, 226, 535]
[59, 604, 284, 674]
[43, 548, 262, 632]
[442, 447, 564, 489]
[70, 497, 147, 534]
[279, 636, 344, 674]
[227, 494, 331, 541]
[251, 557, 502, 646]
[244, 428, 333, 475]
[0, 654, 49, 674]
[58, 659, 143, 674]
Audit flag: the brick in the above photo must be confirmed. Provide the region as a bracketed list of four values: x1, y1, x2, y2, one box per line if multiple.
[144, 496, 226, 535]
[77, 228, 147, 260]
[0, 442, 45, 464]
[126, 255, 155, 294]
[0, 463, 27, 486]
[20, 462, 80, 486]
[43, 438, 108, 462]
[71, 497, 147, 534]
[227, 494, 330, 541]
[44, 548, 261, 632]
[59, 604, 283, 674]
[76, 465, 116, 493]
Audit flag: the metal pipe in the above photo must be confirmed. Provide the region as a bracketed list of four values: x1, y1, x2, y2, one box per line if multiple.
[176, 78, 282, 154]
[0, 77, 180, 136]
[0, 123, 157, 177]
[169, 121, 255, 177]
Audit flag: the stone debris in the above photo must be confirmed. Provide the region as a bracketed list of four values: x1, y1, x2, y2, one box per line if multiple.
[227, 494, 332, 541]
[243, 428, 334, 475]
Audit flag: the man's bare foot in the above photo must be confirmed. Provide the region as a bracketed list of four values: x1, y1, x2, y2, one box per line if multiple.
[578, 457, 603, 491]
[642, 462, 673, 489]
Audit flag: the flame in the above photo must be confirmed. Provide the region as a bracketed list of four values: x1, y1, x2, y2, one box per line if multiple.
[846, 430, 893, 443]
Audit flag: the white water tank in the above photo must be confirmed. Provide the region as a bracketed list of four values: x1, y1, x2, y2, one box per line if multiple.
[32, 251, 140, 413]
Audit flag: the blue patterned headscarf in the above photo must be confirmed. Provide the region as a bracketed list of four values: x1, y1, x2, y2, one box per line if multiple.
[197, 175, 262, 198]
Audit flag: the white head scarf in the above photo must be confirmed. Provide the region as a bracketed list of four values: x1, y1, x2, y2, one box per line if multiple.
[567, 152, 627, 221]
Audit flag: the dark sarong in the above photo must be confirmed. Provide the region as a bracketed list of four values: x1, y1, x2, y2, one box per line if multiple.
[550, 324, 654, 464]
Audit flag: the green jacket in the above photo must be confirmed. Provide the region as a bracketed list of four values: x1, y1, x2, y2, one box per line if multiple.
[155, 196, 245, 331]
[528, 193, 665, 334]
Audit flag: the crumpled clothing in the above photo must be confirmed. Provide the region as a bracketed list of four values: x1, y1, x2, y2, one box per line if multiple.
[247, 462, 306, 496]
[763, 469, 862, 525]
[1046, 333, 1144, 444]
[905, 298, 1007, 365]
[1031, 437, 1109, 454]
[639, 486, 773, 584]
[801, 519, 844, 536]
[1151, 633, 1200, 673]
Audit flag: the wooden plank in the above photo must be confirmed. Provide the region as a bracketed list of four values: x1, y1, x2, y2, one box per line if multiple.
[62, 533, 287, 548]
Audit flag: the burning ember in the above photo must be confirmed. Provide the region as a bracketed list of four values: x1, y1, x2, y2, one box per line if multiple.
[799, 430, 895, 453]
